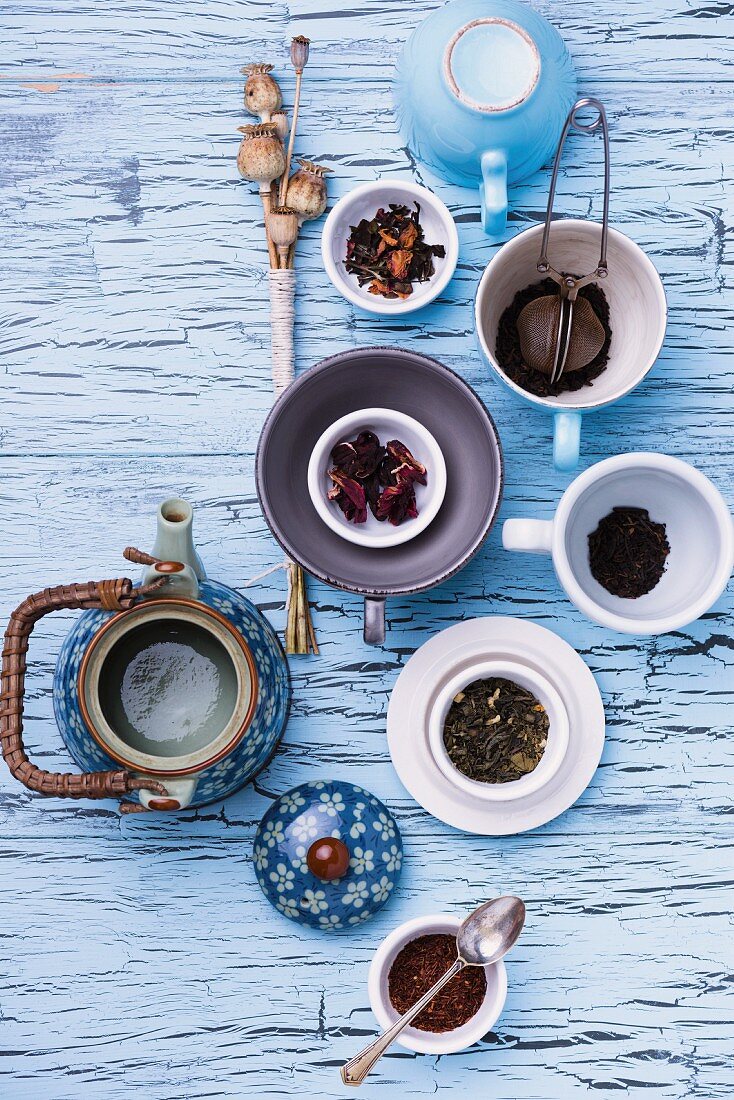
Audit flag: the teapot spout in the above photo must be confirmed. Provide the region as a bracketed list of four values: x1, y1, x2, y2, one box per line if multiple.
[152, 498, 206, 579]
[141, 498, 206, 599]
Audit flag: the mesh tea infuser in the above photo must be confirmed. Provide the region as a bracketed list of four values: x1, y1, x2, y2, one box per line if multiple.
[517, 97, 610, 386]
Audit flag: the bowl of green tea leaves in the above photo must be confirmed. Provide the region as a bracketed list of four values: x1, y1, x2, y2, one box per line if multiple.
[428, 660, 570, 801]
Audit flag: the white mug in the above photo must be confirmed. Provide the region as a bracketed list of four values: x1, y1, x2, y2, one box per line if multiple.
[503, 453, 734, 634]
[475, 220, 667, 470]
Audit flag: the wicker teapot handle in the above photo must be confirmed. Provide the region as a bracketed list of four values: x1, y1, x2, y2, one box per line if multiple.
[0, 556, 170, 812]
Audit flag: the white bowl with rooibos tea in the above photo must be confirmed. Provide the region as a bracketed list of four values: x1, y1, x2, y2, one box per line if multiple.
[428, 659, 570, 801]
[307, 407, 447, 549]
[368, 913, 508, 1055]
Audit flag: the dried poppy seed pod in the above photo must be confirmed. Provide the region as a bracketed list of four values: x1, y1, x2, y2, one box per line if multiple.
[286, 159, 331, 222]
[241, 63, 282, 122]
[236, 123, 285, 188]
[271, 109, 288, 142]
[290, 35, 310, 73]
[266, 206, 299, 249]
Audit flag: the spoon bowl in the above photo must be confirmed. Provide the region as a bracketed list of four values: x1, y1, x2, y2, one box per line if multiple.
[457, 895, 526, 966]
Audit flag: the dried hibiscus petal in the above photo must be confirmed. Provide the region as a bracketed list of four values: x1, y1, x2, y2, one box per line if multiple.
[362, 470, 384, 520]
[330, 440, 358, 475]
[385, 440, 427, 485]
[326, 431, 427, 528]
[376, 481, 418, 526]
[352, 430, 385, 478]
[378, 453, 398, 487]
[328, 470, 367, 524]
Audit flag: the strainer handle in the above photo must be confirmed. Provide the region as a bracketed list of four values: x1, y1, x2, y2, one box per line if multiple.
[538, 97, 610, 279]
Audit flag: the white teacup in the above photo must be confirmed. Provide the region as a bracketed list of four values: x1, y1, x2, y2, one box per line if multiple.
[475, 220, 667, 470]
[503, 453, 734, 634]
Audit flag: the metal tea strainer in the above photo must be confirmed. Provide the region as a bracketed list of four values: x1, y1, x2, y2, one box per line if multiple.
[517, 97, 610, 386]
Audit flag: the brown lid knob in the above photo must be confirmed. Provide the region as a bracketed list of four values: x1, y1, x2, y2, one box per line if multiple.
[306, 837, 350, 881]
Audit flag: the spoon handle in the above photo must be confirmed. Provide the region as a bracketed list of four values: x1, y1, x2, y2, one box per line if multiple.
[340, 957, 465, 1087]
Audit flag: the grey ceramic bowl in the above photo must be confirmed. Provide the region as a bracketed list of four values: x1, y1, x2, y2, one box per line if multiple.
[256, 347, 504, 643]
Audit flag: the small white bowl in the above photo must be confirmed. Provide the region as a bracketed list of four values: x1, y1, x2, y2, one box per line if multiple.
[428, 659, 570, 802]
[368, 913, 508, 1055]
[321, 179, 459, 316]
[307, 407, 447, 549]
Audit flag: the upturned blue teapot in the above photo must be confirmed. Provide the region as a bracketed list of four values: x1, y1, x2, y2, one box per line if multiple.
[394, 0, 577, 237]
[0, 499, 290, 813]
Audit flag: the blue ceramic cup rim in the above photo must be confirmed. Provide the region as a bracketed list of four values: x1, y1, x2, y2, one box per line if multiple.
[442, 16, 542, 115]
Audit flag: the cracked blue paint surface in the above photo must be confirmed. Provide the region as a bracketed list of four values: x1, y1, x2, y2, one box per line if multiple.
[0, 1, 732, 1098]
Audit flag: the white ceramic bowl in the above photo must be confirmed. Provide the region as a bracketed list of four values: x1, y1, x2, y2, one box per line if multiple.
[503, 452, 734, 634]
[428, 659, 569, 802]
[307, 407, 447, 549]
[321, 180, 459, 316]
[368, 913, 508, 1055]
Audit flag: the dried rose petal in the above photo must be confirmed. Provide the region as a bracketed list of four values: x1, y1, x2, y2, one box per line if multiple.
[378, 228, 399, 247]
[376, 481, 418, 526]
[385, 440, 427, 485]
[328, 470, 367, 524]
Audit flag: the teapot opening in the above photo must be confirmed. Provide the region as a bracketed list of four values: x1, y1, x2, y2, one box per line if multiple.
[98, 617, 239, 760]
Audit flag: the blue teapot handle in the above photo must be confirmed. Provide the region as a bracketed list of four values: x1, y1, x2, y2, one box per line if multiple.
[479, 149, 508, 239]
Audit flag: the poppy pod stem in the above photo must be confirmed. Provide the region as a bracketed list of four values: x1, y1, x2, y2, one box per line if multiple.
[278, 37, 310, 207]
[259, 184, 279, 270]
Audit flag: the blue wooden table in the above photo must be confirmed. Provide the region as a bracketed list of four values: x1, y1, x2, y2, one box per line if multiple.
[2, 2, 732, 1097]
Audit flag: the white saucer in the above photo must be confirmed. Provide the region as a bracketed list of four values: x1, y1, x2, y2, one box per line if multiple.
[386, 617, 605, 835]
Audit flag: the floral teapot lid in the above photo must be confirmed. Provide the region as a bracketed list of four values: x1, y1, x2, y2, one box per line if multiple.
[254, 780, 403, 931]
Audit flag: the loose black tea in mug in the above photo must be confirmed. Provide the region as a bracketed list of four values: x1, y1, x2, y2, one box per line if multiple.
[442, 677, 549, 784]
[588, 505, 670, 598]
[495, 278, 612, 397]
[388, 933, 486, 1032]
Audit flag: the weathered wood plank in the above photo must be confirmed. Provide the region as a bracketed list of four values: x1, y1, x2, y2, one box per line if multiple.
[0, 0, 732, 1097]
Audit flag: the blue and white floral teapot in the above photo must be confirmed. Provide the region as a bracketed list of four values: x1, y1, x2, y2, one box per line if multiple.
[0, 499, 290, 813]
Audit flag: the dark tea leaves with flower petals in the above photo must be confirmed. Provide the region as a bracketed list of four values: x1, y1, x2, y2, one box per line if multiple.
[442, 677, 549, 784]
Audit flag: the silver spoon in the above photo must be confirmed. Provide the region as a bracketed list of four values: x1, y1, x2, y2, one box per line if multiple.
[340, 895, 526, 1087]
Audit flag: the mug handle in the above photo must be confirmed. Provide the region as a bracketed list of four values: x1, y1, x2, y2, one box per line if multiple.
[479, 149, 508, 239]
[363, 597, 386, 646]
[553, 411, 582, 471]
[503, 518, 554, 555]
